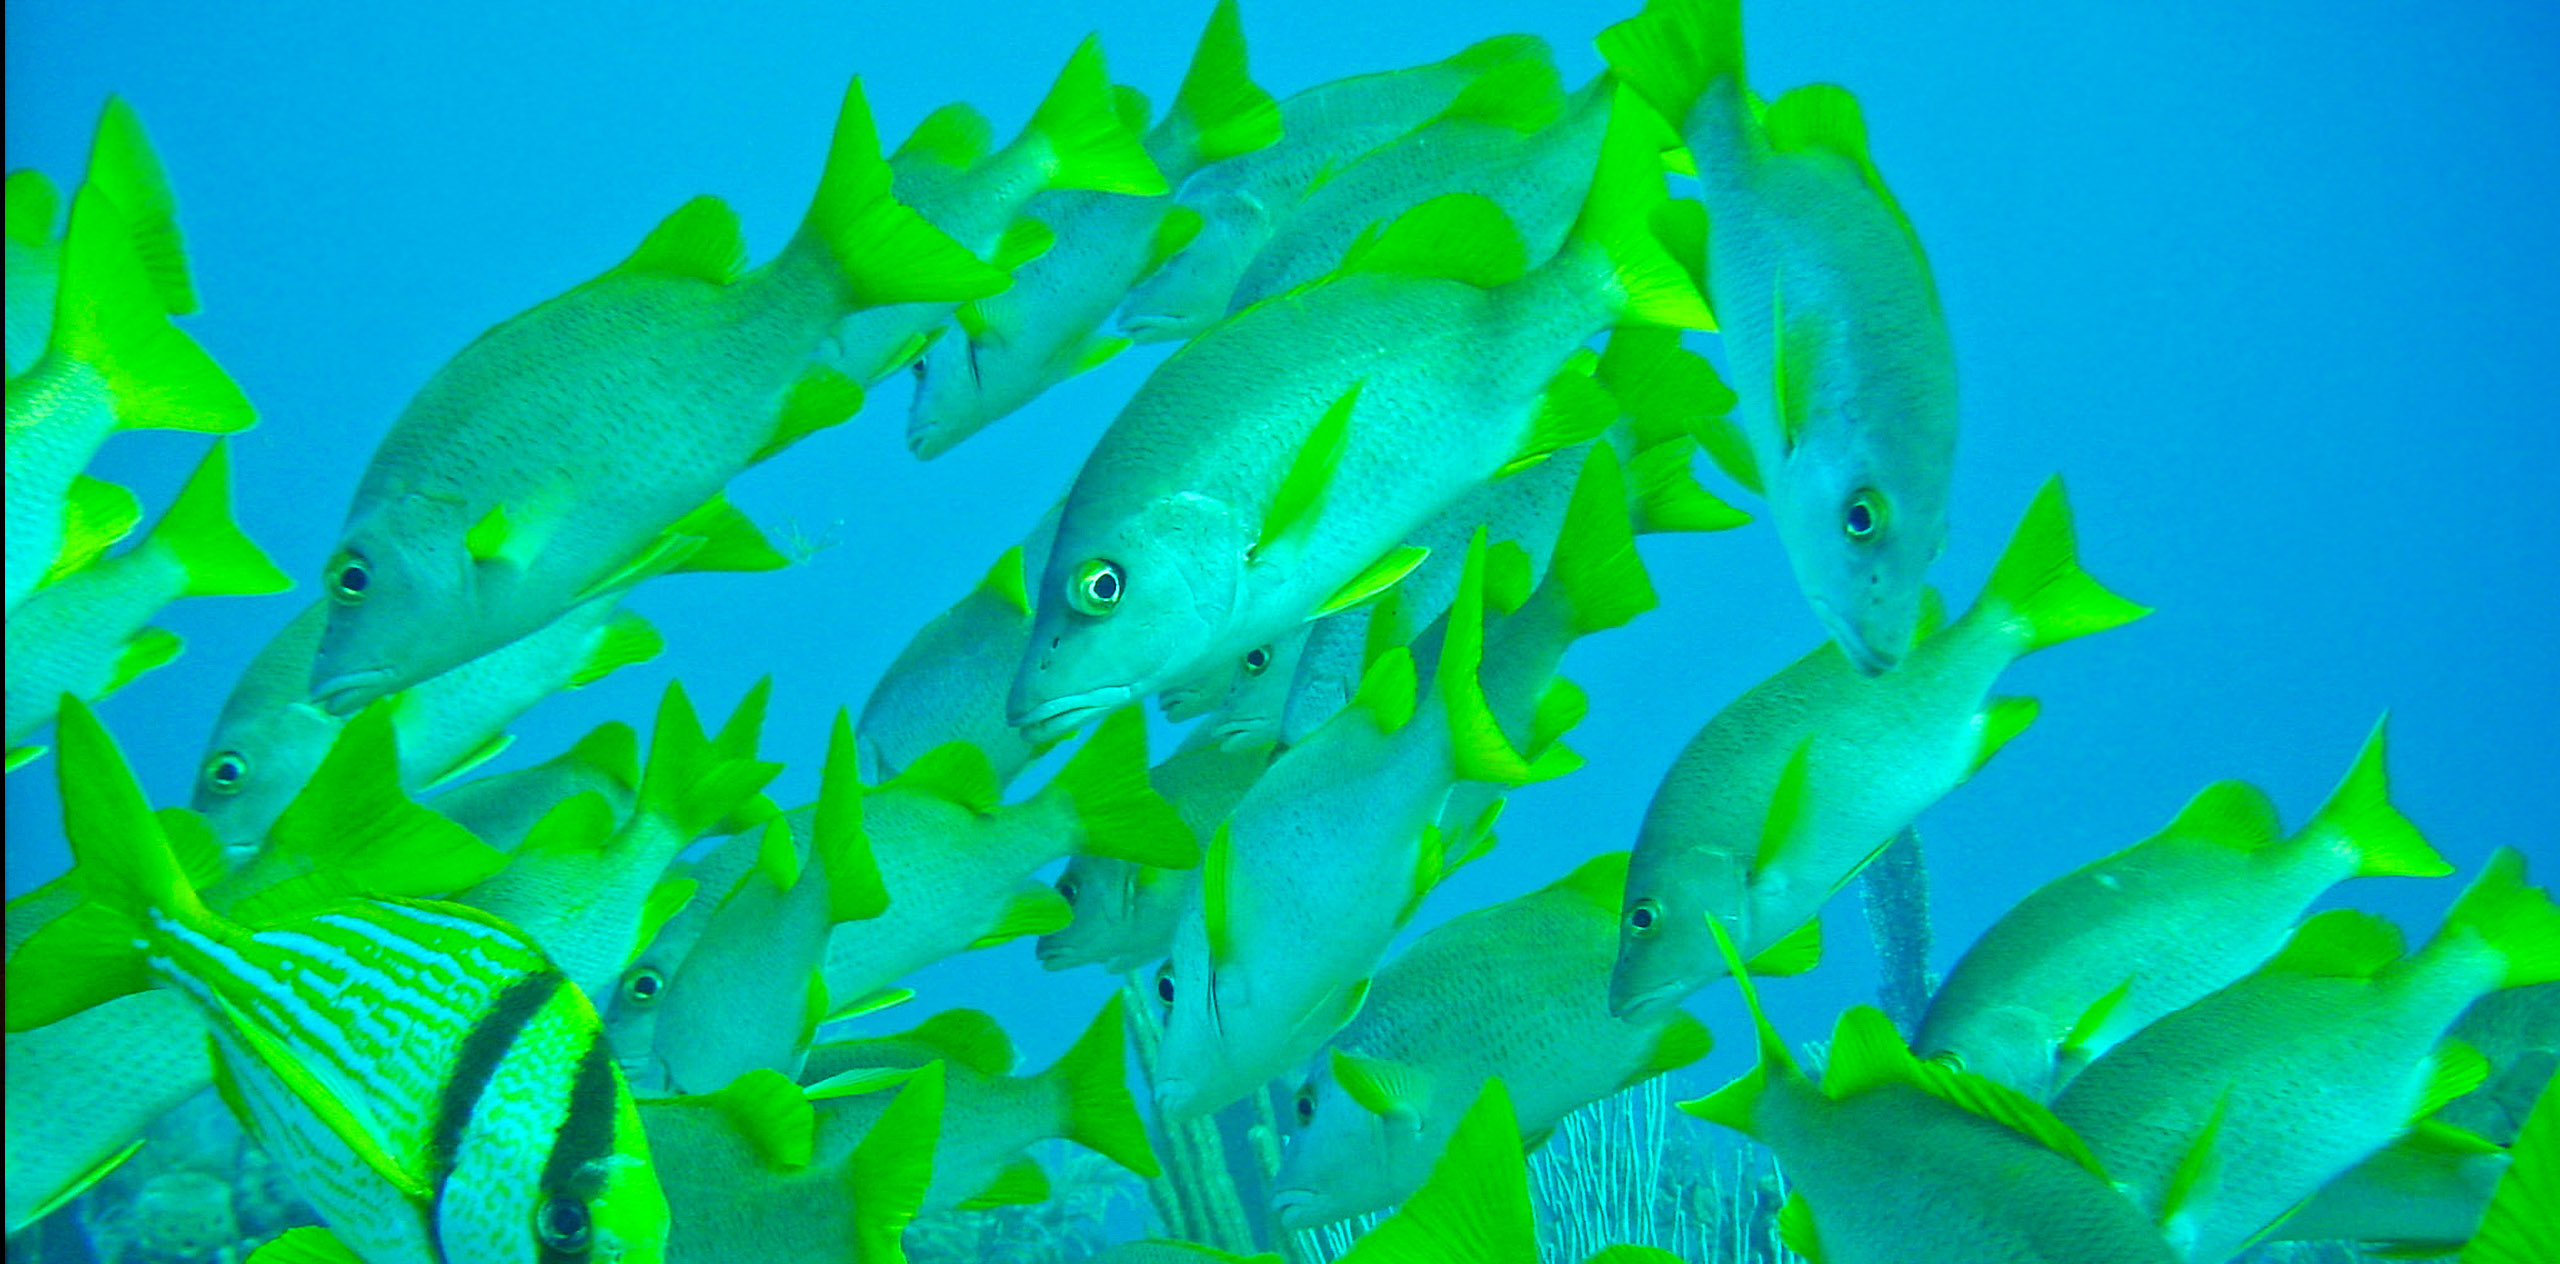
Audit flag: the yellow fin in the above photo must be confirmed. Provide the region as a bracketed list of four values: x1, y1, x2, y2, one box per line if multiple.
[1754, 734, 1817, 878]
[1969, 695, 2039, 777]
[87, 98, 195, 314]
[1257, 384, 1357, 557]
[1629, 1010, 1715, 1088]
[245, 1228, 366, 1264]
[886, 740, 1002, 814]
[1203, 823, 1237, 968]
[1778, 1192, 1826, 1264]
[44, 475, 144, 585]
[1332, 1049, 1432, 1128]
[464, 505, 510, 564]
[106, 627, 183, 695]
[893, 102, 993, 170]
[1027, 36, 1166, 195]
[971, 884, 1071, 949]
[993, 217, 1054, 271]
[1743, 918, 1822, 977]
[609, 195, 746, 284]
[1338, 193, 1526, 288]
[846, 1062, 944, 1263]
[663, 494, 790, 575]
[1145, 205, 1205, 278]
[711, 1068, 816, 1170]
[1313, 545, 1428, 619]
[1433, 56, 1563, 132]
[5, 168, 61, 248]
[900, 1008, 1016, 1075]
[755, 364, 866, 464]
[817, 710, 888, 921]
[1167, 0, 1282, 166]
[958, 1156, 1050, 1209]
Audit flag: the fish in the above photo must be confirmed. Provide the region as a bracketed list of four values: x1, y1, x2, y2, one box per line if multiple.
[1915, 718, 2446, 1099]
[428, 721, 644, 857]
[2439, 981, 2559, 1146]
[194, 596, 659, 854]
[306, 78, 1006, 713]
[1197, 623, 1311, 749]
[2459, 1071, 2554, 1264]
[5, 441, 290, 762]
[1012, 87, 1709, 741]
[4, 697, 669, 1264]
[1272, 852, 1711, 1230]
[824, 35, 1164, 388]
[635, 1060, 941, 1264]
[902, 0, 1282, 458]
[797, 997, 1161, 1211]
[1038, 738, 1270, 974]
[1611, 475, 2148, 1022]
[460, 681, 782, 1003]
[2260, 1123, 2510, 1256]
[817, 707, 1197, 1007]
[4, 98, 197, 377]
[1156, 464, 1655, 1121]
[2052, 849, 2560, 1264]
[1601, 0, 1960, 673]
[855, 503, 1058, 784]
[3, 991, 212, 1234]
[4, 167, 66, 377]
[6, 106, 246, 617]
[602, 815, 769, 1086]
[1683, 922, 2177, 1264]
[1114, 34, 1556, 343]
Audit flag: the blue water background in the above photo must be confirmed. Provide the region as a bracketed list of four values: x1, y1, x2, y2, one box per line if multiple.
[8, 0, 2556, 1083]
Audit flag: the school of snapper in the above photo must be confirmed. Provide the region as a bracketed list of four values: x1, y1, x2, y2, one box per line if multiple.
[4, 0, 2554, 1262]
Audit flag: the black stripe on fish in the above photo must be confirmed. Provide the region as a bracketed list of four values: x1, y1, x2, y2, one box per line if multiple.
[429, 970, 563, 1228]
[536, 1036, 624, 1262]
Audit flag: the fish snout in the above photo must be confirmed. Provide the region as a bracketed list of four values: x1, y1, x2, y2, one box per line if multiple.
[309, 665, 399, 716]
[1271, 1188, 1326, 1231]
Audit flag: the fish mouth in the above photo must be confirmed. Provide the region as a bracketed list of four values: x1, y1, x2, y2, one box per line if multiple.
[1211, 716, 1272, 749]
[1608, 980, 1687, 1023]
[1012, 686, 1133, 744]
[1271, 1188, 1325, 1230]
[1811, 598, 1903, 677]
[1118, 311, 1199, 344]
[1157, 687, 1212, 721]
[1033, 940, 1081, 971]
[310, 666, 398, 716]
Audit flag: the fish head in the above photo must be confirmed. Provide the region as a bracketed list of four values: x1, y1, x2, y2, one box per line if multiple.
[309, 492, 493, 713]
[1156, 654, 1238, 722]
[1270, 1061, 1428, 1230]
[1211, 626, 1310, 750]
[1149, 909, 1277, 1122]
[905, 327, 1006, 460]
[1771, 438, 1945, 676]
[1036, 856, 1141, 972]
[1608, 845, 1734, 1021]
[1117, 189, 1265, 343]
[433, 1049, 669, 1264]
[191, 697, 339, 857]
[1926, 1005, 2060, 1100]
[1012, 489, 1248, 743]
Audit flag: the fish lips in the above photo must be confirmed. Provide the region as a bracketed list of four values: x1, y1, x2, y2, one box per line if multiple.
[1010, 685, 1133, 745]
[1608, 979, 1688, 1024]
[1810, 596, 1904, 676]
[1270, 1187, 1329, 1231]
[310, 666, 399, 716]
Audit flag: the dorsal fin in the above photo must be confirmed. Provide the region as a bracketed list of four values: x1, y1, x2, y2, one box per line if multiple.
[1257, 384, 1357, 557]
[1824, 1006, 2112, 1179]
[2164, 780, 2284, 852]
[973, 545, 1031, 616]
[1433, 56, 1563, 132]
[1541, 850, 1630, 908]
[610, 195, 746, 284]
[901, 1008, 1016, 1076]
[1352, 646, 1420, 734]
[1336, 194, 1527, 288]
[894, 103, 994, 170]
[710, 1068, 815, 1170]
[2262, 908, 2406, 978]
[817, 710, 888, 921]
[4, 168, 59, 248]
[885, 741, 1002, 814]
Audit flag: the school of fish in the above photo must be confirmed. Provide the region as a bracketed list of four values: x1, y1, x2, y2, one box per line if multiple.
[5, 0, 2553, 1262]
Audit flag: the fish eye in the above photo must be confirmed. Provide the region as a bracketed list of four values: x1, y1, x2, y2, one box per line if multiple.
[533, 1196, 592, 1253]
[621, 967, 665, 1007]
[1056, 875, 1080, 904]
[1295, 1089, 1314, 1126]
[1628, 899, 1661, 938]
[1069, 559, 1125, 617]
[1242, 645, 1272, 676]
[1843, 489, 1886, 542]
[327, 551, 372, 605]
[202, 750, 251, 795]
[1154, 961, 1176, 1007]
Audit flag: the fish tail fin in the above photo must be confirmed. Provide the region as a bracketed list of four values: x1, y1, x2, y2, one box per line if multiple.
[847, 1062, 944, 1264]
[2433, 848, 2560, 991]
[800, 78, 1010, 307]
[145, 442, 291, 598]
[87, 98, 195, 314]
[2298, 713, 2450, 880]
[1028, 36, 1169, 195]
[54, 185, 252, 435]
[1679, 918, 1799, 1137]
[1045, 994, 1161, 1178]
[1979, 475, 2151, 656]
[1049, 709, 1198, 868]
[1324, 1078, 1536, 1264]
[1160, 0, 1281, 170]
[1595, 0, 1744, 138]
[817, 709, 890, 923]
[1542, 442, 1659, 637]
[1569, 87, 1713, 331]
[4, 698, 222, 1032]
[1437, 529, 1539, 785]
[2461, 1071, 2555, 1264]
[635, 681, 784, 840]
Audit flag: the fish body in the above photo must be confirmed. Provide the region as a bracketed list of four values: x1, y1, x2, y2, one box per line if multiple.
[1039, 738, 1267, 974]
[1612, 477, 2146, 1021]
[2440, 981, 2559, 1145]
[1916, 723, 2444, 1099]
[603, 815, 770, 1081]
[1272, 852, 1709, 1229]
[309, 81, 1005, 712]
[3, 990, 210, 1233]
[427, 722, 644, 856]
[1602, 0, 1958, 672]
[2263, 1127, 2509, 1254]
[856, 504, 1058, 784]
[2053, 850, 2560, 1264]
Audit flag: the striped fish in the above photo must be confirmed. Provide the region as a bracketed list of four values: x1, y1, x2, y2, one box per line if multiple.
[4, 696, 668, 1263]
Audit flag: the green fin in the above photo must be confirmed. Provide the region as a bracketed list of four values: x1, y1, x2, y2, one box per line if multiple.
[2158, 1094, 2228, 1234]
[4, 168, 61, 248]
[2264, 908, 2407, 978]
[1203, 823, 1237, 967]
[609, 195, 745, 283]
[4, 900, 154, 1031]
[902, 1008, 1016, 1075]
[817, 710, 889, 921]
[1982, 476, 2152, 656]
[889, 741, 1003, 814]
[993, 216, 1055, 271]
[55, 184, 253, 434]
[826, 986, 915, 1026]
[1693, 413, 1761, 496]
[266, 700, 508, 894]
[893, 102, 993, 170]
[1624, 437, 1750, 534]
[1334, 1078, 1535, 1264]
[566, 610, 663, 689]
[1332, 1049, 1434, 1128]
[1678, 919, 1800, 1137]
[1049, 708, 1196, 867]
[802, 78, 1008, 305]
[1071, 332, 1130, 374]
[1029, 36, 1167, 195]
[1111, 85, 1152, 135]
[2301, 714, 2449, 878]
[464, 505, 509, 564]
[1770, 266, 1815, 447]
[149, 442, 292, 597]
[1630, 1010, 1715, 1087]
[415, 732, 514, 793]
[44, 475, 144, 584]
[635, 680, 785, 840]
[1438, 799, 1503, 880]
[847, 1061, 944, 1264]
[1754, 734, 1817, 877]
[973, 545, 1031, 616]
[1434, 55, 1563, 132]
[1504, 366, 1616, 475]
[1969, 695, 2039, 777]
[1544, 442, 1658, 634]
[1594, 0, 1743, 134]
[1824, 1005, 2111, 1178]
[1528, 677, 1588, 759]
[2460, 1067, 2555, 1264]
[1571, 86, 1715, 330]
[5, 745, 48, 772]
[2437, 847, 2560, 989]
[1597, 329, 1735, 451]
[1743, 917, 1822, 977]
[1313, 545, 1429, 618]
[1052, 993, 1161, 1176]
[663, 494, 791, 574]
[755, 364, 867, 464]
[1339, 193, 1526, 288]
[1777, 1192, 1826, 1264]
[2164, 780, 2284, 852]
[1353, 646, 1420, 734]
[9, 1135, 145, 1231]
[1543, 850, 1631, 908]
[1482, 540, 1535, 616]
[712, 1068, 817, 1170]
[571, 533, 701, 602]
[157, 807, 229, 891]
[565, 720, 642, 793]
[245, 1227, 366, 1264]
[217, 992, 432, 1199]
[87, 98, 195, 314]
[1167, 0, 1282, 165]
[2417, 1040, 2492, 1123]
[1765, 84, 1874, 172]
[2061, 975, 2137, 1060]
[958, 1156, 1050, 1209]
[633, 877, 698, 960]
[519, 791, 619, 858]
[1913, 586, 1949, 641]
[1145, 205, 1205, 278]
[1258, 384, 1357, 557]
[972, 884, 1073, 949]
[106, 627, 183, 695]
[1436, 531, 1534, 784]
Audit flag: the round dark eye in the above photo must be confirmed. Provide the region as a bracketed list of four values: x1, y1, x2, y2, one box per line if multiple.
[203, 750, 250, 794]
[1295, 1091, 1314, 1125]
[1056, 876, 1080, 903]
[1844, 490, 1885, 541]
[1154, 961, 1176, 1006]
[533, 1196, 591, 1253]
[328, 553, 372, 605]
[622, 967, 665, 1006]
[1243, 646, 1272, 676]
[1629, 899, 1660, 936]
[1070, 559, 1125, 617]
